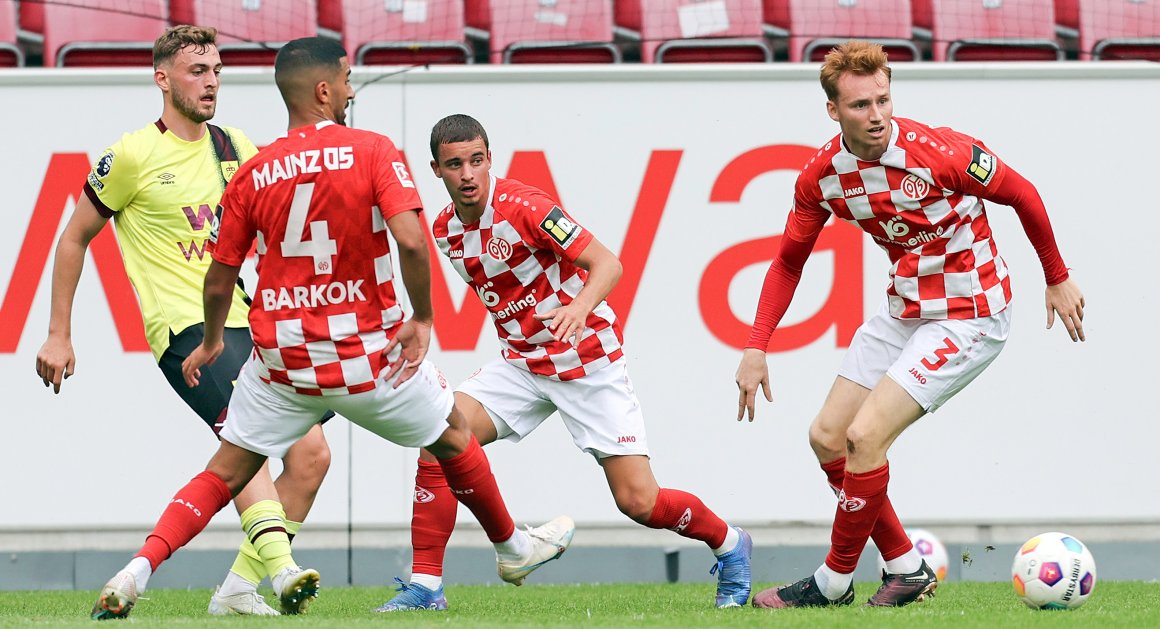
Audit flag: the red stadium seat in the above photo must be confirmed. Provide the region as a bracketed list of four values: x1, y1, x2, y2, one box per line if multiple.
[326, 0, 470, 65]
[912, 0, 933, 32]
[44, 1, 168, 67]
[617, 0, 770, 63]
[0, 0, 22, 67]
[786, 0, 921, 63]
[467, 0, 619, 63]
[762, 0, 790, 37]
[1054, 0, 1079, 32]
[170, 0, 317, 65]
[1079, 0, 1160, 61]
[932, 0, 1063, 61]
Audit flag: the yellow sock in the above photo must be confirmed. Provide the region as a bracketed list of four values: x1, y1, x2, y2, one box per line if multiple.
[229, 539, 266, 585]
[239, 500, 295, 579]
[285, 519, 303, 540]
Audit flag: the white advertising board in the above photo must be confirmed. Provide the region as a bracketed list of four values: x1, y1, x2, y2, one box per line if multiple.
[0, 64, 1154, 528]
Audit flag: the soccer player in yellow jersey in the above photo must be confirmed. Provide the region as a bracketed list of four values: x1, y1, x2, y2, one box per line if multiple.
[34, 26, 330, 617]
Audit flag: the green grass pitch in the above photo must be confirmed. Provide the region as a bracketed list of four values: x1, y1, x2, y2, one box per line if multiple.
[2, 581, 1158, 627]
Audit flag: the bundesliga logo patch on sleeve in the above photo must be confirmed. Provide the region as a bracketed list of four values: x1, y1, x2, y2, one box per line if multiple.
[966, 144, 997, 186]
[539, 206, 582, 247]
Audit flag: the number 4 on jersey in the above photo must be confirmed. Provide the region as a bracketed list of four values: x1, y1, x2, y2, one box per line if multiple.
[281, 182, 337, 275]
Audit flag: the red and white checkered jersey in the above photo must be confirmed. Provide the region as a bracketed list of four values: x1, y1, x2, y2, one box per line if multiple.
[432, 176, 623, 381]
[793, 117, 1013, 319]
[210, 121, 422, 395]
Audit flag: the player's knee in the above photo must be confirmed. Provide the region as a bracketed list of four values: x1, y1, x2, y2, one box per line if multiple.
[809, 421, 845, 459]
[613, 488, 656, 523]
[844, 424, 882, 457]
[284, 431, 332, 486]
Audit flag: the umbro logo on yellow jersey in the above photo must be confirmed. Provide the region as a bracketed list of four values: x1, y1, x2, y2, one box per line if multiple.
[158, 172, 175, 185]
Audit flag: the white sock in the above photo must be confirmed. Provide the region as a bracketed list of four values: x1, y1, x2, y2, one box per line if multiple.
[126, 556, 153, 593]
[218, 570, 258, 596]
[494, 528, 531, 563]
[813, 563, 853, 601]
[885, 547, 923, 575]
[410, 573, 443, 591]
[712, 526, 741, 557]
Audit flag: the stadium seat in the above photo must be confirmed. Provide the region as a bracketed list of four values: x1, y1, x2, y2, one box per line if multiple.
[325, 0, 471, 65]
[43, 1, 168, 67]
[466, 0, 619, 63]
[786, 0, 921, 63]
[912, 0, 933, 34]
[1079, 0, 1160, 61]
[932, 0, 1063, 61]
[0, 0, 22, 67]
[1054, 0, 1079, 37]
[617, 0, 770, 63]
[170, 0, 317, 65]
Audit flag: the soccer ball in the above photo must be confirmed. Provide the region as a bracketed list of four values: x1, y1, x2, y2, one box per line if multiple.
[876, 528, 949, 581]
[1011, 532, 1096, 610]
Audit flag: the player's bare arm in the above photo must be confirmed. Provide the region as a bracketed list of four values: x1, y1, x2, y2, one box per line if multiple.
[35, 195, 109, 394]
[1046, 278, 1085, 342]
[181, 260, 238, 387]
[735, 348, 772, 422]
[533, 236, 621, 346]
[382, 208, 431, 386]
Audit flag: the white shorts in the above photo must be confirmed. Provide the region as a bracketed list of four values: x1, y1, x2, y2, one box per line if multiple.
[221, 356, 454, 458]
[838, 301, 1011, 412]
[457, 357, 649, 459]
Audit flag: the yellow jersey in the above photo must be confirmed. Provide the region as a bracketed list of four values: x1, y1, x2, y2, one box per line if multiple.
[83, 120, 258, 360]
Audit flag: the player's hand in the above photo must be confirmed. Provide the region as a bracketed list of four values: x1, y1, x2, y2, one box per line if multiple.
[182, 340, 224, 388]
[735, 348, 772, 422]
[35, 335, 75, 394]
[1046, 278, 1085, 342]
[534, 303, 589, 347]
[384, 319, 432, 388]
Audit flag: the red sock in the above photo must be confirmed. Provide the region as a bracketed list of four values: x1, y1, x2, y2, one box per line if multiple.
[645, 488, 729, 548]
[825, 463, 889, 574]
[137, 471, 232, 571]
[436, 436, 515, 543]
[821, 458, 912, 562]
[411, 459, 458, 576]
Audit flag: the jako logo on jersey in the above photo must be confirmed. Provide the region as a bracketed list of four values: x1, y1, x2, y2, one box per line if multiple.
[261, 280, 366, 311]
[496, 291, 537, 320]
[672, 508, 693, 533]
[617, 435, 637, 443]
[451, 488, 475, 495]
[900, 173, 930, 200]
[252, 147, 354, 191]
[475, 281, 500, 307]
[414, 487, 435, 504]
[392, 161, 415, 189]
[487, 237, 513, 261]
[843, 186, 865, 197]
[837, 490, 866, 513]
[449, 249, 464, 259]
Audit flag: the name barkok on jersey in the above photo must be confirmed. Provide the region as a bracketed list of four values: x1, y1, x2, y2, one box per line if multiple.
[251, 146, 355, 191]
[260, 279, 366, 312]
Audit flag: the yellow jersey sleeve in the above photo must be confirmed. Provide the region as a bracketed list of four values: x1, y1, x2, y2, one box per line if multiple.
[85, 134, 141, 215]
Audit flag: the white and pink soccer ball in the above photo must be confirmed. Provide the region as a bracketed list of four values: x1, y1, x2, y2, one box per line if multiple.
[1011, 532, 1097, 610]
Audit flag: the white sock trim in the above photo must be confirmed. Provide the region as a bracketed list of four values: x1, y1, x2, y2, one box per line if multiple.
[409, 573, 443, 590]
[127, 556, 153, 593]
[712, 526, 741, 557]
[813, 563, 853, 601]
